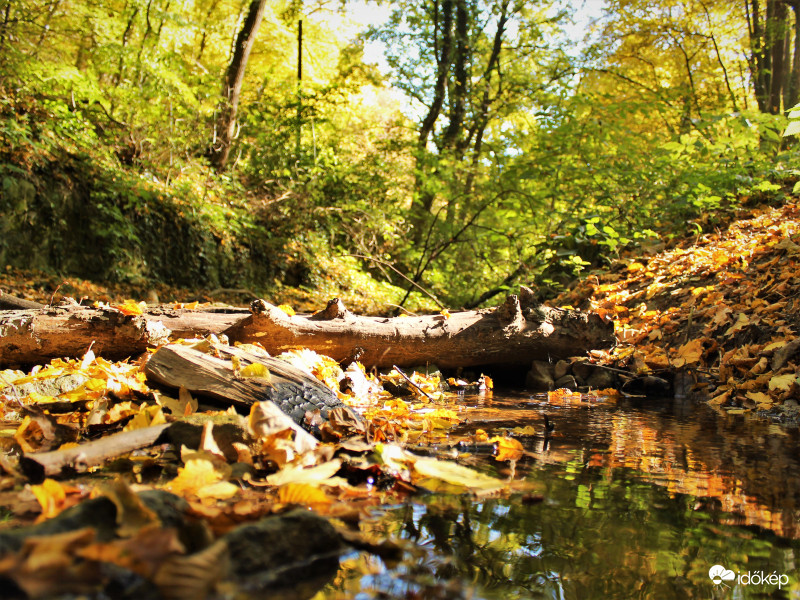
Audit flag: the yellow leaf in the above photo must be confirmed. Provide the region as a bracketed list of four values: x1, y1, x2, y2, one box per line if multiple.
[412, 456, 505, 493]
[473, 429, 489, 442]
[490, 436, 524, 462]
[277, 304, 296, 316]
[123, 405, 166, 432]
[240, 363, 271, 382]
[708, 390, 731, 406]
[114, 300, 146, 316]
[725, 313, 750, 336]
[440, 308, 451, 319]
[195, 481, 239, 500]
[278, 483, 333, 508]
[769, 373, 798, 391]
[265, 459, 343, 486]
[745, 391, 771, 404]
[672, 338, 704, 368]
[166, 458, 233, 498]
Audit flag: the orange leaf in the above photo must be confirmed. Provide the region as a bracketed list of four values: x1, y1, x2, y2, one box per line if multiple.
[490, 436, 524, 462]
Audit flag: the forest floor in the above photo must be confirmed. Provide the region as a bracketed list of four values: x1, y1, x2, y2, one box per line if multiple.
[559, 199, 800, 420]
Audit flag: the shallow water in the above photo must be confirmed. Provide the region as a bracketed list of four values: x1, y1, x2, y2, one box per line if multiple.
[318, 392, 800, 599]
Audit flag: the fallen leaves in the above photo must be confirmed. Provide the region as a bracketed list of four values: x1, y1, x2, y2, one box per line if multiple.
[560, 201, 800, 415]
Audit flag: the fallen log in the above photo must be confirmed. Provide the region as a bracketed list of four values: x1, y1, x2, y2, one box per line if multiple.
[225, 292, 615, 369]
[0, 289, 614, 369]
[0, 303, 249, 367]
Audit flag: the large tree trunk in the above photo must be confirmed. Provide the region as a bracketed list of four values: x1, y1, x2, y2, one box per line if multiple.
[209, 0, 267, 170]
[0, 290, 614, 370]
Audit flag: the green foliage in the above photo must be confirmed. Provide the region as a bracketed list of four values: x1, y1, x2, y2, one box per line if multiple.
[1, 0, 799, 310]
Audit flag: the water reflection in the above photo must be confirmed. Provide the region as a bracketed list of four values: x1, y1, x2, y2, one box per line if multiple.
[319, 393, 800, 599]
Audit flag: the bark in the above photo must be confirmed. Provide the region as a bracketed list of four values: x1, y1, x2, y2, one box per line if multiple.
[0, 292, 45, 310]
[210, 0, 267, 170]
[225, 294, 615, 370]
[0, 303, 249, 367]
[769, 0, 789, 113]
[0, 290, 614, 370]
[787, 1, 800, 109]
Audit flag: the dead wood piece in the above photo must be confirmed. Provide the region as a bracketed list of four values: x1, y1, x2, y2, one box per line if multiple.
[1, 287, 613, 372]
[144, 344, 348, 430]
[0, 292, 45, 311]
[20, 423, 171, 479]
[224, 289, 615, 370]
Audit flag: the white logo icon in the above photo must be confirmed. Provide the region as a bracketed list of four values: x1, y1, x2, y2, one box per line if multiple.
[709, 565, 736, 585]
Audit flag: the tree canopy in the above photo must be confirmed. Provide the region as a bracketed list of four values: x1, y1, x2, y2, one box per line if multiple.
[1, 0, 798, 310]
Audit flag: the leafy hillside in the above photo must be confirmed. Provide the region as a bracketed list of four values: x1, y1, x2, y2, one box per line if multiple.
[559, 199, 800, 417]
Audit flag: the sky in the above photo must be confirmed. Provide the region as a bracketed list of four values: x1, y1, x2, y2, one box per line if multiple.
[344, 0, 608, 70]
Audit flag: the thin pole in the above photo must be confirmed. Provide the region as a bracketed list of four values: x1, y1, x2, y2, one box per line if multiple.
[296, 19, 302, 159]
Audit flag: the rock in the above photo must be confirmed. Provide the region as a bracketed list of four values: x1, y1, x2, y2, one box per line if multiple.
[554, 375, 578, 390]
[526, 360, 554, 391]
[571, 360, 594, 381]
[622, 375, 671, 396]
[553, 359, 571, 380]
[586, 369, 616, 390]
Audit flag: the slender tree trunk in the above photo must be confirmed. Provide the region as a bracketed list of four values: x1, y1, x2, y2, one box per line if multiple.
[411, 0, 455, 243]
[769, 0, 788, 113]
[114, 6, 139, 86]
[747, 0, 769, 111]
[442, 0, 468, 154]
[210, 0, 267, 171]
[0, 1, 12, 53]
[787, 2, 800, 109]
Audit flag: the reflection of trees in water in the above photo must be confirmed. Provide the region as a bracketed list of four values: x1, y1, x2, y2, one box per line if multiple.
[596, 404, 800, 539]
[385, 466, 800, 599]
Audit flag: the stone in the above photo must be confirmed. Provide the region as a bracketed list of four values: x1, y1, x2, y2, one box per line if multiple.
[553, 359, 571, 380]
[571, 360, 594, 380]
[554, 374, 578, 390]
[586, 369, 616, 390]
[526, 360, 554, 391]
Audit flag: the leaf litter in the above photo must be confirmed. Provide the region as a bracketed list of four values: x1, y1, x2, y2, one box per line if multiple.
[0, 332, 516, 598]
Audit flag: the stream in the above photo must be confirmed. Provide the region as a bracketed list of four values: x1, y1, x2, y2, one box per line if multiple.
[317, 391, 800, 600]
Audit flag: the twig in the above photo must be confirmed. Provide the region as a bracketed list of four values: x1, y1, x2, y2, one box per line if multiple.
[348, 254, 445, 310]
[392, 365, 434, 400]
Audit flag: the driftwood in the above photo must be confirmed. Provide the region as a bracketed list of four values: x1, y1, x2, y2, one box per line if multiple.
[0, 292, 45, 311]
[0, 289, 614, 369]
[20, 423, 171, 479]
[144, 344, 348, 428]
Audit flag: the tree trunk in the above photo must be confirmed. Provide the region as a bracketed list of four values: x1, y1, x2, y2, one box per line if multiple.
[411, 0, 455, 243]
[0, 292, 614, 370]
[769, 0, 789, 113]
[209, 0, 267, 170]
[0, 304, 249, 367]
[787, 1, 800, 109]
[224, 294, 614, 370]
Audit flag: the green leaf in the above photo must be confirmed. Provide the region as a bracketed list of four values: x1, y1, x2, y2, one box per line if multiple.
[783, 120, 800, 137]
